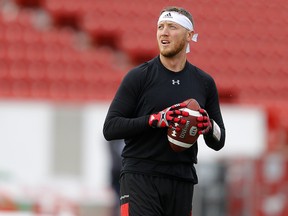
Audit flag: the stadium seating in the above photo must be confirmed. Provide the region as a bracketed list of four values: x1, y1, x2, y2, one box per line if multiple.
[0, 0, 287, 132]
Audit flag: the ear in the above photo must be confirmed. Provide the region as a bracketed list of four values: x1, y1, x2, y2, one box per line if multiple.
[187, 31, 194, 42]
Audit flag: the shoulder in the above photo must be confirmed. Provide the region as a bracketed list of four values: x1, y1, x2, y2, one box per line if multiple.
[124, 57, 158, 82]
[188, 62, 216, 85]
[189, 63, 214, 80]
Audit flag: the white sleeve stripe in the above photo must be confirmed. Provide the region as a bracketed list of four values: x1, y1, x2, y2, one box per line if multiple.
[212, 121, 221, 142]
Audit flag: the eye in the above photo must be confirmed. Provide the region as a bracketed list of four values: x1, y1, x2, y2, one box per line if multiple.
[170, 25, 177, 30]
[158, 25, 164, 30]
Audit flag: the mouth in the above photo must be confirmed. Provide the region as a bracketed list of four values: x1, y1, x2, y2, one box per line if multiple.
[161, 40, 170, 45]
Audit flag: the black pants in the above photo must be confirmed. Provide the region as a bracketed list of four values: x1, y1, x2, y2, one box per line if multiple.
[120, 173, 194, 216]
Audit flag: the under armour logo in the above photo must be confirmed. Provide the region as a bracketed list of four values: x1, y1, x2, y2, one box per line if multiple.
[172, 130, 177, 137]
[172, 80, 180, 85]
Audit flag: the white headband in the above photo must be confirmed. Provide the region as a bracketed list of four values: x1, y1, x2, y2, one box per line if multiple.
[157, 11, 198, 53]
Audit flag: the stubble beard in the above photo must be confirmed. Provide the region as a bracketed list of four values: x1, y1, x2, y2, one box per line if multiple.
[160, 39, 186, 58]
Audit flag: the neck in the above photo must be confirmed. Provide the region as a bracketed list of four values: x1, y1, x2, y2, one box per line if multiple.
[159, 54, 187, 72]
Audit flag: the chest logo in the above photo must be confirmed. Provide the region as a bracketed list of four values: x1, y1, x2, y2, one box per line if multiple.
[172, 79, 180, 85]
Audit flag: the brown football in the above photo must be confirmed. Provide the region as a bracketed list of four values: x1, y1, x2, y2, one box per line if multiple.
[167, 98, 201, 152]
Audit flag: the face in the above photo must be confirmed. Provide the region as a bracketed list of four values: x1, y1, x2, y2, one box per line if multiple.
[157, 21, 191, 57]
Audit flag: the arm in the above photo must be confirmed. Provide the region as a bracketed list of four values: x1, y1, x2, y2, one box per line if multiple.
[103, 67, 189, 141]
[103, 71, 150, 141]
[198, 79, 225, 151]
[103, 100, 150, 141]
[198, 109, 225, 151]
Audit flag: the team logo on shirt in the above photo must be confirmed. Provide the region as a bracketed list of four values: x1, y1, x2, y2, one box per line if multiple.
[172, 79, 180, 85]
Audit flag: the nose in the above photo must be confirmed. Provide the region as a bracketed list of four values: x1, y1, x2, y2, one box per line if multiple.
[162, 27, 169, 35]
[160, 26, 169, 35]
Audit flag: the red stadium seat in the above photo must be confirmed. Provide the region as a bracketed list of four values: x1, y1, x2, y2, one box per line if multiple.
[0, 0, 287, 103]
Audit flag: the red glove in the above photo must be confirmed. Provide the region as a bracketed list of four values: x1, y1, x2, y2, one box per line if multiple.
[149, 103, 189, 128]
[197, 109, 212, 135]
[197, 109, 221, 141]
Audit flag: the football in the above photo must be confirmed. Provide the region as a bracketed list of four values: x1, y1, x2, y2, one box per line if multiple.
[167, 98, 202, 152]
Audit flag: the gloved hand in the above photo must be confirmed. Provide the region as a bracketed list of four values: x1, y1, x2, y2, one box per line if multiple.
[197, 108, 221, 141]
[197, 108, 212, 135]
[149, 103, 189, 128]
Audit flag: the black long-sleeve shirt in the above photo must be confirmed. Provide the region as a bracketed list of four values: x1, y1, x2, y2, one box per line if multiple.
[103, 56, 225, 183]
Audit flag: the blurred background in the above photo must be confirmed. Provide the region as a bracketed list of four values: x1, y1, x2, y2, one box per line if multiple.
[0, 0, 288, 215]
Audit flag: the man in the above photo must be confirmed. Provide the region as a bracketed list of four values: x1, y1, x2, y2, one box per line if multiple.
[103, 6, 225, 216]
